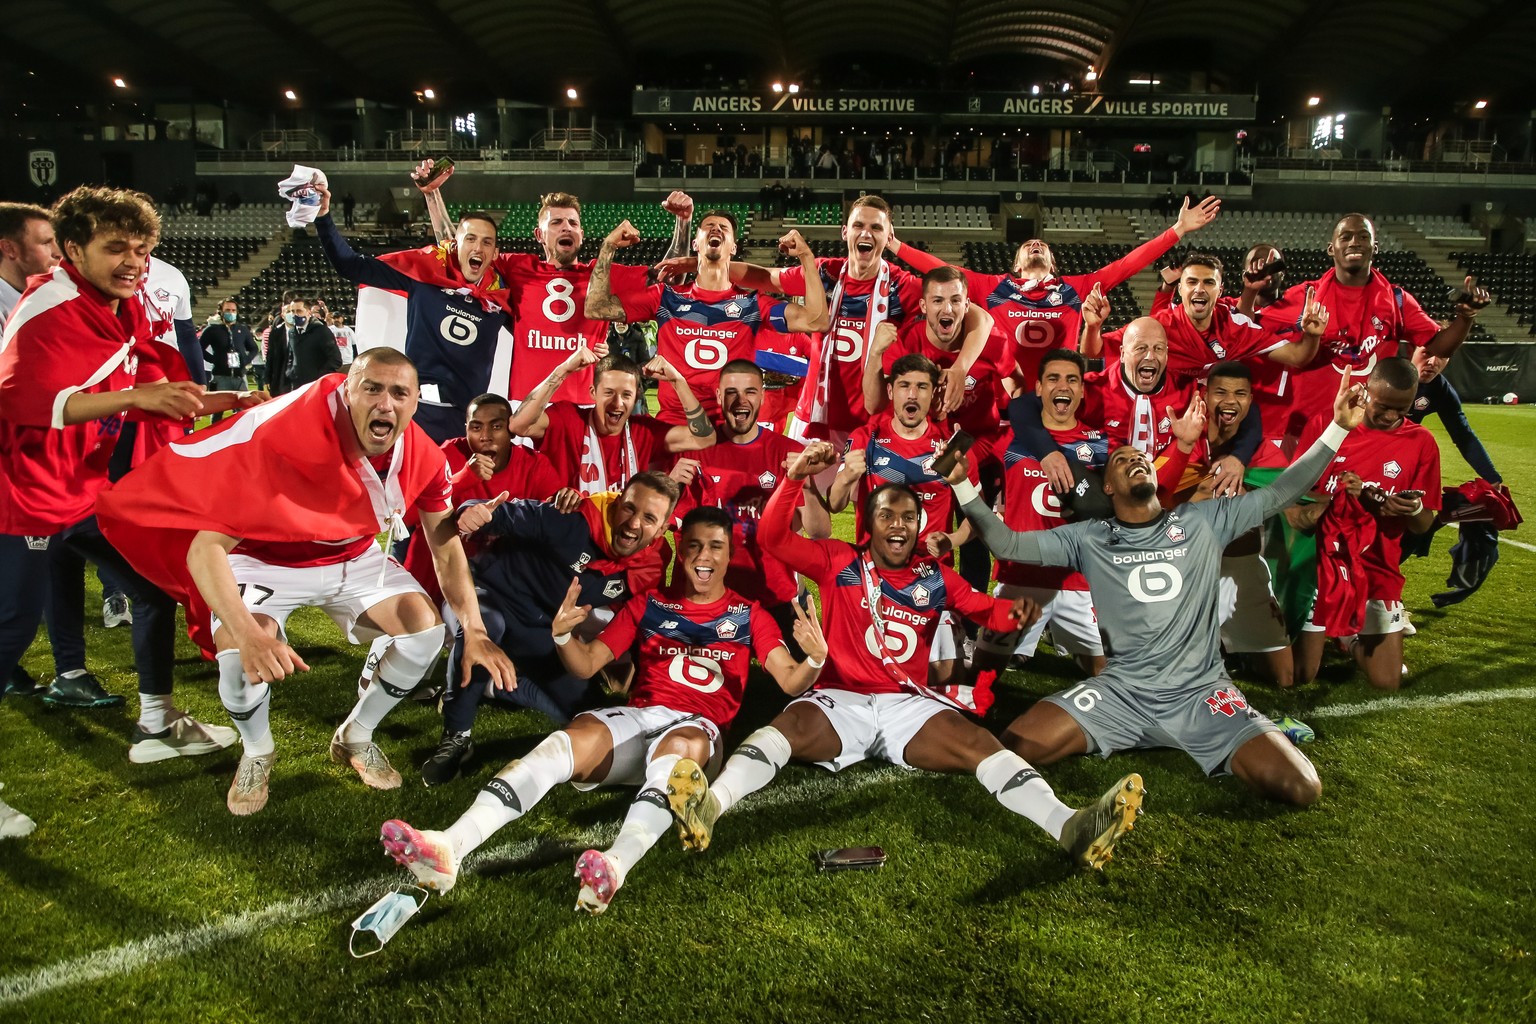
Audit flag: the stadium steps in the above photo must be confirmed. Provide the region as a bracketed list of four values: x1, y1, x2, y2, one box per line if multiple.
[190, 233, 289, 321]
[1383, 221, 1518, 343]
[1095, 212, 1163, 317]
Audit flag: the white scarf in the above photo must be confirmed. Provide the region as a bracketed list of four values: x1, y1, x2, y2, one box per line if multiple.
[807, 260, 891, 428]
[579, 415, 638, 497]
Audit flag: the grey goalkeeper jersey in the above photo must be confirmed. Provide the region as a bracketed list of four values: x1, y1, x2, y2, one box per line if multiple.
[961, 427, 1345, 689]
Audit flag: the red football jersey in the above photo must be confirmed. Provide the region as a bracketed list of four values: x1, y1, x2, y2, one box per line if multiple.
[1084, 360, 1195, 457]
[1263, 270, 1439, 432]
[995, 424, 1100, 591]
[617, 280, 772, 425]
[1302, 416, 1442, 601]
[495, 255, 647, 404]
[1105, 301, 1286, 382]
[598, 586, 785, 730]
[778, 258, 922, 434]
[538, 400, 672, 494]
[845, 413, 961, 546]
[0, 263, 158, 534]
[674, 427, 804, 606]
[884, 318, 1010, 446]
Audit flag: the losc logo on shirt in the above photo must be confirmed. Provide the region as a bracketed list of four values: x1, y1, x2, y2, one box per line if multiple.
[603, 579, 625, 599]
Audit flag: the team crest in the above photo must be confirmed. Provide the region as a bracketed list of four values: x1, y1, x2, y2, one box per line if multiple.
[921, 456, 936, 474]
[1205, 687, 1248, 717]
[1157, 417, 1170, 433]
[1209, 341, 1227, 358]
[24, 536, 50, 551]
[757, 470, 776, 489]
[1383, 460, 1402, 479]
[1166, 524, 1185, 542]
[1075, 443, 1094, 463]
[603, 579, 625, 599]
[154, 287, 171, 304]
[1371, 316, 1386, 333]
[1413, 397, 1429, 411]
[724, 301, 742, 318]
[715, 619, 738, 639]
[964, 375, 977, 392]
[911, 585, 930, 607]
[1047, 290, 1063, 306]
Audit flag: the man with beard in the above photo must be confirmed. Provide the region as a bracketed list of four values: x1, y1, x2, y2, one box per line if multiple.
[890, 196, 1221, 386]
[1289, 358, 1439, 690]
[381, 507, 828, 913]
[418, 472, 681, 784]
[587, 212, 828, 425]
[1260, 214, 1489, 442]
[663, 443, 1148, 873]
[97, 349, 514, 814]
[669, 360, 828, 648]
[510, 350, 715, 496]
[949, 372, 1367, 805]
[312, 183, 506, 442]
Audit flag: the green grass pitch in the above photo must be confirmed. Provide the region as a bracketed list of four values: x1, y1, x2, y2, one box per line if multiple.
[0, 407, 1532, 1023]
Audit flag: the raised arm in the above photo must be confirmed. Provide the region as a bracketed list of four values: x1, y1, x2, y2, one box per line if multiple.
[313, 187, 416, 290]
[410, 157, 456, 245]
[509, 348, 600, 439]
[645, 355, 715, 446]
[1426, 276, 1491, 358]
[1247, 372, 1365, 520]
[761, 442, 844, 578]
[548, 579, 618, 679]
[585, 220, 642, 322]
[659, 191, 695, 263]
[760, 596, 828, 697]
[861, 322, 900, 415]
[778, 230, 830, 333]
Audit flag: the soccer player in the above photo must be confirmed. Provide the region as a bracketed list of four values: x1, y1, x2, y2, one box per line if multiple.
[890, 195, 1222, 385]
[664, 443, 1148, 872]
[1260, 214, 1490, 441]
[950, 374, 1370, 806]
[97, 348, 515, 814]
[312, 183, 510, 443]
[421, 472, 681, 783]
[1407, 346, 1500, 485]
[2, 186, 255, 773]
[0, 202, 59, 328]
[380, 507, 828, 913]
[1290, 358, 1439, 690]
[585, 212, 829, 425]
[669, 359, 826, 646]
[509, 349, 714, 496]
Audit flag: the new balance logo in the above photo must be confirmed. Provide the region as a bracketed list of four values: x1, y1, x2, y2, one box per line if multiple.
[1205, 687, 1248, 717]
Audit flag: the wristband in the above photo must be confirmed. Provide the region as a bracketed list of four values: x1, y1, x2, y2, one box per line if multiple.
[806, 655, 825, 669]
[951, 479, 981, 506]
[1320, 421, 1350, 449]
[552, 633, 572, 647]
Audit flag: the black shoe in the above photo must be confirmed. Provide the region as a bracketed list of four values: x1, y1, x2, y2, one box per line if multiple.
[411, 682, 445, 704]
[43, 673, 126, 708]
[420, 732, 475, 787]
[5, 666, 42, 697]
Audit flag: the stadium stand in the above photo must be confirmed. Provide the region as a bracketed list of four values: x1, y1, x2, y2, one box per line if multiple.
[1128, 209, 1406, 252]
[1453, 251, 1536, 333]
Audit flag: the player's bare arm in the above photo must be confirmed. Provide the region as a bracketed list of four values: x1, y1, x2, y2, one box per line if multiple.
[62, 379, 205, 425]
[778, 230, 831, 333]
[1425, 275, 1491, 358]
[861, 321, 901, 414]
[659, 191, 695, 263]
[584, 221, 641, 322]
[409, 157, 456, 245]
[1267, 285, 1329, 368]
[648, 355, 716, 447]
[547, 578, 615, 680]
[186, 530, 310, 683]
[761, 594, 828, 696]
[508, 346, 601, 439]
[420, 505, 515, 691]
[827, 446, 867, 512]
[938, 304, 993, 416]
[1172, 195, 1221, 238]
[1078, 283, 1108, 358]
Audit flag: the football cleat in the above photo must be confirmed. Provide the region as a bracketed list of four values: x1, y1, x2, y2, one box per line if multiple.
[380, 819, 459, 893]
[331, 728, 402, 790]
[420, 731, 475, 787]
[129, 712, 239, 763]
[573, 849, 623, 915]
[665, 758, 721, 853]
[102, 593, 133, 629]
[227, 751, 276, 815]
[1278, 716, 1316, 745]
[0, 784, 37, 840]
[1058, 773, 1145, 871]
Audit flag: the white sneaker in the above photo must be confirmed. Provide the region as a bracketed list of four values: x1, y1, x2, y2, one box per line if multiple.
[129, 712, 240, 763]
[380, 819, 459, 893]
[574, 849, 623, 915]
[103, 593, 133, 629]
[0, 784, 37, 839]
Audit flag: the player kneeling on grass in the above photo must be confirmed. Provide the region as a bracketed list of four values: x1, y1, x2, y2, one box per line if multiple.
[97, 349, 514, 815]
[949, 373, 1369, 806]
[665, 443, 1146, 872]
[381, 507, 827, 914]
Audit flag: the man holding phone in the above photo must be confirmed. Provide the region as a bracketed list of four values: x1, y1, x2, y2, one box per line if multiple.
[1288, 357, 1439, 690]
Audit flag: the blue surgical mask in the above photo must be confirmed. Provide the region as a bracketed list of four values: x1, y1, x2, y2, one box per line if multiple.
[282, 312, 295, 325]
[349, 885, 428, 957]
[222, 311, 237, 323]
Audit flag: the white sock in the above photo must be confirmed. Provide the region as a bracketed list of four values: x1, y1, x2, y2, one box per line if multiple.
[340, 625, 443, 744]
[712, 727, 792, 815]
[976, 749, 1074, 839]
[138, 693, 174, 733]
[357, 636, 392, 699]
[604, 754, 680, 884]
[216, 649, 273, 757]
[445, 730, 574, 859]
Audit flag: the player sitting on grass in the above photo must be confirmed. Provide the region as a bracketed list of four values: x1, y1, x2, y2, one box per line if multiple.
[381, 507, 826, 913]
[664, 443, 1147, 872]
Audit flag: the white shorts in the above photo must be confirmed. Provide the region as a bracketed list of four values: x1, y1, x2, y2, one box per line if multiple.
[1218, 554, 1290, 653]
[570, 705, 722, 791]
[789, 688, 952, 772]
[929, 611, 960, 664]
[211, 546, 427, 645]
[1302, 599, 1405, 636]
[977, 584, 1102, 659]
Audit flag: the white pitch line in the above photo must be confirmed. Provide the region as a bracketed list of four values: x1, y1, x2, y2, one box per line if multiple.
[0, 765, 911, 1008]
[1305, 685, 1536, 719]
[1498, 535, 1536, 553]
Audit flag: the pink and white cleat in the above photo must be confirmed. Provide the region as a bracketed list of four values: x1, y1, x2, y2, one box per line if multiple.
[573, 849, 623, 915]
[380, 819, 459, 893]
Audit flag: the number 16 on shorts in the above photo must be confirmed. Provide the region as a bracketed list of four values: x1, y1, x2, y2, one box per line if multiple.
[1061, 683, 1101, 712]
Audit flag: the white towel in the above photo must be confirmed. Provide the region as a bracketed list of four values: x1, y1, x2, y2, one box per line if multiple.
[278, 165, 328, 228]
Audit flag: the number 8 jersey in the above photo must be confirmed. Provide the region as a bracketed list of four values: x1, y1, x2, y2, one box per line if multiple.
[597, 586, 786, 731]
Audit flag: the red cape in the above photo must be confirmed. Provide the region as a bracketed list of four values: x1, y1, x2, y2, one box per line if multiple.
[97, 374, 447, 656]
[376, 244, 512, 312]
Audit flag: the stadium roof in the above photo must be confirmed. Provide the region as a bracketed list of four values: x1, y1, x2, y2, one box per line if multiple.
[3, 0, 1532, 116]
